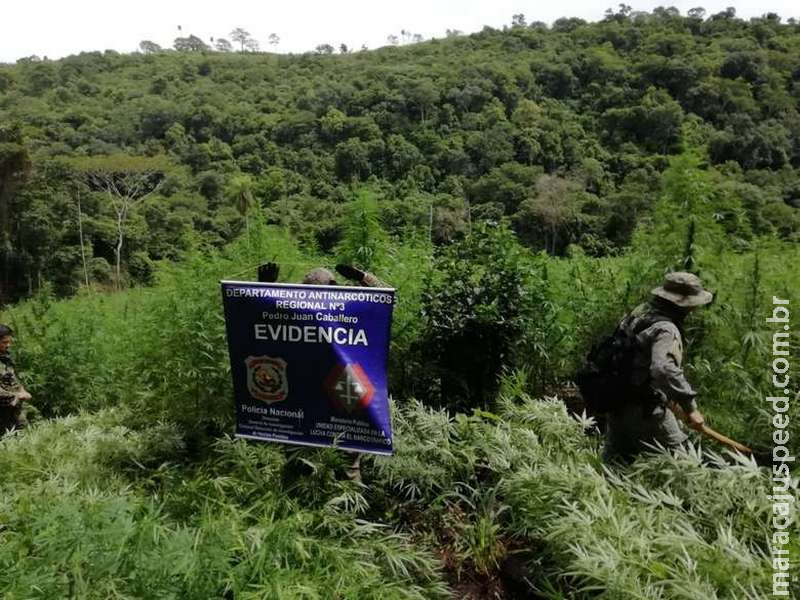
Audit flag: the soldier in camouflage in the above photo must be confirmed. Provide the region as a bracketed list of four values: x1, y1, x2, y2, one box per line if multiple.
[603, 272, 712, 463]
[0, 325, 31, 434]
[301, 265, 386, 289]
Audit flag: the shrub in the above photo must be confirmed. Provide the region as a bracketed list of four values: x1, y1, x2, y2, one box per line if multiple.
[414, 222, 556, 410]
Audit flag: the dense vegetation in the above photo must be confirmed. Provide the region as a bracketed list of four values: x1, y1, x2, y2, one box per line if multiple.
[1, 7, 799, 301]
[1, 7, 799, 598]
[2, 210, 797, 596]
[0, 388, 782, 598]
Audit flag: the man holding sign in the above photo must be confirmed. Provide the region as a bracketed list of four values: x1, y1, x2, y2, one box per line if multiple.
[221, 263, 395, 482]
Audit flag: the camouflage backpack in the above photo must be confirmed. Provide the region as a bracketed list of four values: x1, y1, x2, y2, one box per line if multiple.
[575, 316, 659, 415]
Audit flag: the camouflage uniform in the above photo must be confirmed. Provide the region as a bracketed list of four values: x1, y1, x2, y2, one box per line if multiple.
[0, 352, 26, 433]
[602, 301, 699, 461]
[602, 272, 713, 462]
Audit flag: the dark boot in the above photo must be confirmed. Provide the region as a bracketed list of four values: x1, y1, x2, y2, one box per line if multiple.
[0, 403, 23, 435]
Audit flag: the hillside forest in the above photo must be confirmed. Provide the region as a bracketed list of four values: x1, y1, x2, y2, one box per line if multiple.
[0, 7, 798, 599]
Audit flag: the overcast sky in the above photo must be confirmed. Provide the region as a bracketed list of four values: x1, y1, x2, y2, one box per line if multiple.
[2, 1, 798, 63]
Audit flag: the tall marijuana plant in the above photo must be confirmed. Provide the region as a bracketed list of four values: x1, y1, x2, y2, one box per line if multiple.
[415, 223, 553, 410]
[335, 189, 389, 272]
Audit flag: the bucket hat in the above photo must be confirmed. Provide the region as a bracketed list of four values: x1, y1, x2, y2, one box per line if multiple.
[302, 268, 337, 286]
[651, 272, 713, 308]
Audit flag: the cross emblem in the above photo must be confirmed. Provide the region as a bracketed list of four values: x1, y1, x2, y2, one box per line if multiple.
[323, 363, 375, 413]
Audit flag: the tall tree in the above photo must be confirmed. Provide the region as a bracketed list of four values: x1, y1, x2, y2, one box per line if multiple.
[0, 123, 31, 303]
[174, 35, 209, 52]
[226, 173, 255, 251]
[230, 28, 252, 53]
[268, 33, 280, 48]
[214, 38, 233, 52]
[407, 79, 439, 123]
[519, 175, 581, 254]
[687, 7, 706, 19]
[74, 155, 169, 290]
[139, 40, 162, 54]
[40, 162, 92, 290]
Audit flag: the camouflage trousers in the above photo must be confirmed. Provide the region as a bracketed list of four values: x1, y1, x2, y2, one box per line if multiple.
[0, 402, 26, 434]
[602, 400, 689, 464]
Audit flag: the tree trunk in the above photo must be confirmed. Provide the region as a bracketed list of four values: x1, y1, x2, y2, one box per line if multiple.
[0, 188, 9, 303]
[428, 204, 433, 243]
[115, 208, 125, 291]
[77, 196, 89, 288]
[552, 225, 558, 255]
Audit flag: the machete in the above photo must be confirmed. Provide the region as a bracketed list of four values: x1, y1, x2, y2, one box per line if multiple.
[668, 401, 753, 454]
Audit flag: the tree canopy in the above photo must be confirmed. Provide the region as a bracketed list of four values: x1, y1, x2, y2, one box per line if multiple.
[0, 9, 798, 301]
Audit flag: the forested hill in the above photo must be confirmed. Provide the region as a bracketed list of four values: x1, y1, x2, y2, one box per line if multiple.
[0, 14, 798, 596]
[1, 9, 799, 302]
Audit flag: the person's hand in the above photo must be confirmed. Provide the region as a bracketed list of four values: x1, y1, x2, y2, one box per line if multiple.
[686, 410, 705, 432]
[258, 262, 280, 283]
[335, 264, 365, 282]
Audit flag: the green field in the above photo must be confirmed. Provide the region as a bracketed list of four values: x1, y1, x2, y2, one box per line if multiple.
[1, 8, 799, 598]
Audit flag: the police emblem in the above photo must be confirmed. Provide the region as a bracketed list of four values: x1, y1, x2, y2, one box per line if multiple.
[245, 356, 288, 403]
[323, 362, 375, 414]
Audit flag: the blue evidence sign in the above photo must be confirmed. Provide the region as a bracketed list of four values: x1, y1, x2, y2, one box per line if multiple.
[221, 281, 395, 455]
